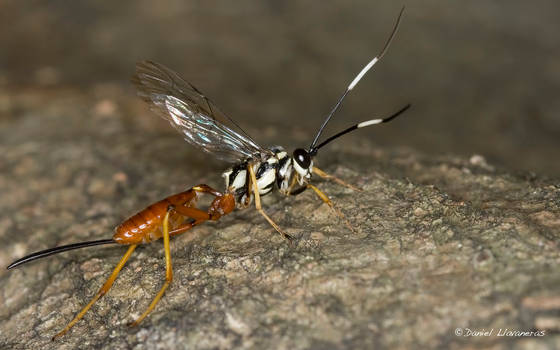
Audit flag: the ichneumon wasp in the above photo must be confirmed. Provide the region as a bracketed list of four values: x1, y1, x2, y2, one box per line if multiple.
[7, 7, 409, 339]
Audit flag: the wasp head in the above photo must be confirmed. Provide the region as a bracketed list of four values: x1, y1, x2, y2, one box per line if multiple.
[292, 148, 313, 184]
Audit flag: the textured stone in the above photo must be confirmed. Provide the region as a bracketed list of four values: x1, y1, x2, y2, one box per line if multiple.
[1, 88, 559, 349]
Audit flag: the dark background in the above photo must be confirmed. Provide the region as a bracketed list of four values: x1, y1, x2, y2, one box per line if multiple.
[1, 0, 559, 177]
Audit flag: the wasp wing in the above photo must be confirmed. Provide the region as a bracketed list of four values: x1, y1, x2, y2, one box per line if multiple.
[132, 61, 267, 163]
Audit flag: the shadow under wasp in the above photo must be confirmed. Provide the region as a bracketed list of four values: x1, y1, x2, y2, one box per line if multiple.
[7, 7, 410, 339]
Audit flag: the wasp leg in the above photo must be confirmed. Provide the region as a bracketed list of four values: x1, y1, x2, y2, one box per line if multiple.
[191, 184, 222, 197]
[167, 207, 208, 239]
[172, 205, 211, 221]
[52, 244, 137, 340]
[286, 175, 299, 196]
[129, 208, 174, 327]
[306, 184, 356, 233]
[168, 209, 213, 239]
[313, 166, 362, 192]
[247, 164, 293, 242]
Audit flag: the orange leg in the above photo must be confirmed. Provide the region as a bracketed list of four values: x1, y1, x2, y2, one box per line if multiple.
[286, 175, 299, 196]
[52, 244, 137, 340]
[129, 210, 173, 326]
[129, 189, 234, 326]
[172, 205, 211, 221]
[312, 166, 362, 192]
[306, 184, 356, 233]
[191, 184, 222, 197]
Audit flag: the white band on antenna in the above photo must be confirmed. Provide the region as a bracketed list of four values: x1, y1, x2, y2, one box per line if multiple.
[357, 119, 383, 128]
[348, 57, 378, 91]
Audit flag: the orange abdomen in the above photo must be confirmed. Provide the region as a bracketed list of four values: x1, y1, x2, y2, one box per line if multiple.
[113, 190, 198, 244]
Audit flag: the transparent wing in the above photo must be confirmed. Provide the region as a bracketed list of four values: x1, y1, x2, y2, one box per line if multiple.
[132, 61, 267, 163]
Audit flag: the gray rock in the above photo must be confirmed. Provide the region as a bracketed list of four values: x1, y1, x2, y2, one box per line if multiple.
[0, 89, 559, 349]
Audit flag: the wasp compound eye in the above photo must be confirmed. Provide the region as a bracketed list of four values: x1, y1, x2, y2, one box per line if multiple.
[293, 148, 311, 169]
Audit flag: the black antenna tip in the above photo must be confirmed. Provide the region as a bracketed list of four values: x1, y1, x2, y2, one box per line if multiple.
[383, 103, 411, 123]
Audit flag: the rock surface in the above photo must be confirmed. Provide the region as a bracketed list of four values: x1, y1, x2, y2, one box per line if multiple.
[0, 89, 559, 349]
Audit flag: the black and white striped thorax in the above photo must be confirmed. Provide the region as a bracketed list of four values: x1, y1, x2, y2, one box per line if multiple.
[222, 146, 313, 207]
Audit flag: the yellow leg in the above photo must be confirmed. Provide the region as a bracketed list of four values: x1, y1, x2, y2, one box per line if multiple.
[306, 184, 356, 233]
[313, 166, 362, 192]
[129, 209, 173, 326]
[52, 244, 137, 340]
[286, 175, 299, 196]
[247, 164, 292, 241]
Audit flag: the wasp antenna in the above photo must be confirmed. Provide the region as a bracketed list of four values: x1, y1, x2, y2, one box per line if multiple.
[309, 6, 405, 150]
[311, 103, 410, 153]
[6, 239, 117, 270]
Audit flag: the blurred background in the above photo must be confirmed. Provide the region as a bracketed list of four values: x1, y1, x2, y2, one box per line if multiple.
[1, 0, 559, 177]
